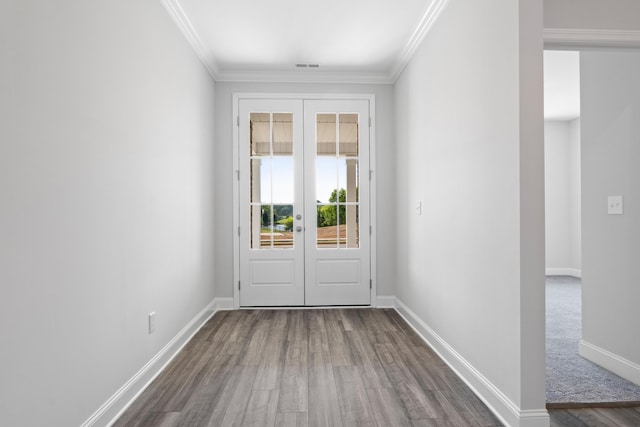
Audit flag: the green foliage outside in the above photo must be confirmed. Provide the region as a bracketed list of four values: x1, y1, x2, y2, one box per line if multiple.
[261, 188, 354, 230]
[317, 188, 346, 227]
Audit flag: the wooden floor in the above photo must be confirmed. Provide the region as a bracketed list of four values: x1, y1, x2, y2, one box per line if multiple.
[114, 308, 503, 426]
[549, 407, 640, 426]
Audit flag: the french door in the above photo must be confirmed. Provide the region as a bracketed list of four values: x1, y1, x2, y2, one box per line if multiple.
[238, 98, 371, 306]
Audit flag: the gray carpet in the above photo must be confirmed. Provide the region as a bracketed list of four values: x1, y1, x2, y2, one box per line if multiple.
[546, 275, 640, 406]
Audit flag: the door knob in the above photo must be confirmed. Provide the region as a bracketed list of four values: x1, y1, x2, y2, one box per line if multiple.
[296, 226, 302, 232]
[296, 214, 302, 220]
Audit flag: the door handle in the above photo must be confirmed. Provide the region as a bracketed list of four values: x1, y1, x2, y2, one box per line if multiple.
[295, 226, 303, 232]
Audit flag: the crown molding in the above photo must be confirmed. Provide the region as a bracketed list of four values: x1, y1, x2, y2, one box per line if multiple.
[388, 0, 451, 82]
[544, 28, 640, 49]
[160, 0, 220, 79]
[215, 69, 393, 85]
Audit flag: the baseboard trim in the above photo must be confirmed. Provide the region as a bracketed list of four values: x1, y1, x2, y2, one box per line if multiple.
[81, 298, 220, 427]
[546, 268, 582, 278]
[212, 297, 234, 311]
[394, 298, 549, 427]
[579, 339, 640, 388]
[376, 295, 396, 308]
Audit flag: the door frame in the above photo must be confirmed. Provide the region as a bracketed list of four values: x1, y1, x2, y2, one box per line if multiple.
[232, 93, 378, 309]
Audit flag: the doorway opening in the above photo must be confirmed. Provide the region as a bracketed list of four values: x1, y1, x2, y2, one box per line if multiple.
[544, 50, 640, 406]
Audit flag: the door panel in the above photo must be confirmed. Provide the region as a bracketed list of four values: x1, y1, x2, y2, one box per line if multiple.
[239, 100, 304, 306]
[239, 98, 370, 306]
[304, 100, 371, 305]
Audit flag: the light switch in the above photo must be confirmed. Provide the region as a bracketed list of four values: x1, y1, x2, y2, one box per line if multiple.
[608, 196, 623, 215]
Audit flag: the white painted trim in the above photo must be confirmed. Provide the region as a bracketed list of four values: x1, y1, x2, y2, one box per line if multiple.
[544, 28, 640, 49]
[232, 93, 377, 309]
[579, 339, 640, 388]
[159, 0, 219, 79]
[545, 268, 582, 278]
[216, 70, 393, 85]
[212, 297, 234, 312]
[389, 0, 452, 82]
[81, 299, 218, 427]
[394, 298, 549, 427]
[376, 295, 396, 308]
[369, 95, 378, 307]
[232, 94, 241, 309]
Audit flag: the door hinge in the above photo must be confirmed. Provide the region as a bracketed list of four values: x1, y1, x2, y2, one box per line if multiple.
[237, 116, 240, 127]
[236, 169, 240, 181]
[369, 170, 373, 181]
[238, 226, 240, 237]
[370, 279, 372, 289]
[368, 117, 371, 128]
[370, 225, 372, 235]
[238, 281, 241, 290]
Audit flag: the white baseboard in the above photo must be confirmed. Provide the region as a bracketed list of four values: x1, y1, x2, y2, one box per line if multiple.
[212, 297, 234, 311]
[546, 268, 582, 278]
[376, 295, 396, 308]
[394, 298, 549, 427]
[81, 298, 220, 427]
[579, 339, 640, 387]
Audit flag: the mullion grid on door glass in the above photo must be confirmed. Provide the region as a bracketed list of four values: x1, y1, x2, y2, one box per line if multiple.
[316, 113, 359, 249]
[249, 112, 274, 249]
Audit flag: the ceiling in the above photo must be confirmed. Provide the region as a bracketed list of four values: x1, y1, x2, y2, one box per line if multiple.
[163, 1, 582, 116]
[164, 0, 449, 83]
[544, 50, 580, 120]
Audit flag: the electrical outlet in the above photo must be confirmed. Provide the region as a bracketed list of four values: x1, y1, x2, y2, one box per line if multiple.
[148, 312, 156, 334]
[608, 196, 623, 215]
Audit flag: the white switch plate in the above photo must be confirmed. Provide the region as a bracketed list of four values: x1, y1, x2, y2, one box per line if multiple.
[608, 196, 623, 215]
[148, 312, 156, 334]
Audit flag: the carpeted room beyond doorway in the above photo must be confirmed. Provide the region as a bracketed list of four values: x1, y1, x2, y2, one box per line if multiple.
[546, 275, 640, 407]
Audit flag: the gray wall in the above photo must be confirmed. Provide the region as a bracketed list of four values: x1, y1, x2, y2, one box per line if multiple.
[545, 119, 581, 276]
[580, 50, 640, 382]
[394, 0, 545, 421]
[214, 82, 396, 299]
[544, 0, 640, 30]
[0, 1, 216, 425]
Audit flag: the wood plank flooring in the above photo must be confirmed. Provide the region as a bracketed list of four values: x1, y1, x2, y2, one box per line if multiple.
[549, 407, 640, 426]
[113, 309, 503, 427]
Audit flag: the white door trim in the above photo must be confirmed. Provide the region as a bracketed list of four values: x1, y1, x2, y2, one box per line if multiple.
[232, 93, 377, 309]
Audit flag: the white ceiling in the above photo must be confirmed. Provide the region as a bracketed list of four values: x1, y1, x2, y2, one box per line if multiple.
[165, 0, 449, 83]
[544, 50, 580, 120]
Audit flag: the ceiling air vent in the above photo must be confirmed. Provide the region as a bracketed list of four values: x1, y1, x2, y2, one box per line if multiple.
[295, 63, 320, 68]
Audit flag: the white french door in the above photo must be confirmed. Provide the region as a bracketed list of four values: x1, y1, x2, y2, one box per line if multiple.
[238, 98, 371, 306]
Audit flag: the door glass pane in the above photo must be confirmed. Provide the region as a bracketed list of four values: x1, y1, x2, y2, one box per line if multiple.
[272, 157, 293, 204]
[249, 112, 294, 250]
[317, 204, 337, 248]
[315, 157, 337, 204]
[273, 204, 294, 249]
[338, 159, 359, 203]
[342, 205, 359, 248]
[317, 114, 336, 156]
[339, 114, 358, 156]
[316, 112, 359, 249]
[250, 158, 270, 203]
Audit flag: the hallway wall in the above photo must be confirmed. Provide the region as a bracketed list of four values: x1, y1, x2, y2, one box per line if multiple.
[0, 1, 216, 426]
[580, 50, 640, 386]
[544, 119, 581, 276]
[394, 0, 546, 425]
